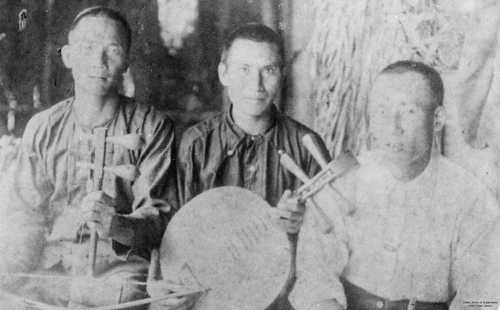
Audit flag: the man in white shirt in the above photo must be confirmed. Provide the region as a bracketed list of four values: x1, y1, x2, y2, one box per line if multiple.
[294, 60, 500, 310]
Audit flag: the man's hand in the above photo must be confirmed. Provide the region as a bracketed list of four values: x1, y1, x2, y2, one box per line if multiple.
[274, 190, 305, 234]
[147, 280, 201, 310]
[80, 191, 115, 238]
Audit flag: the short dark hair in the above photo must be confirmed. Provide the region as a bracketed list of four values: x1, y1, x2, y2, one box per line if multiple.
[221, 23, 284, 65]
[69, 6, 132, 52]
[380, 60, 444, 108]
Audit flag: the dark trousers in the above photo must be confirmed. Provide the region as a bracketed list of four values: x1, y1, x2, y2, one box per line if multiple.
[341, 278, 449, 310]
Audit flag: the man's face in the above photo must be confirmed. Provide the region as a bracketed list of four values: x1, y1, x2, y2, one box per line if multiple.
[63, 16, 128, 96]
[368, 72, 435, 163]
[218, 39, 282, 118]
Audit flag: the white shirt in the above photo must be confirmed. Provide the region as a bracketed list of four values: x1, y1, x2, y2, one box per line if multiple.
[292, 153, 500, 309]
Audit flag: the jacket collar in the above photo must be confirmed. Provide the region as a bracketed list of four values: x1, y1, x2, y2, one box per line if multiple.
[223, 104, 283, 155]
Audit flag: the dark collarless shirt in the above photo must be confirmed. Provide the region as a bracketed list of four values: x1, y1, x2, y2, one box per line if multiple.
[177, 105, 329, 207]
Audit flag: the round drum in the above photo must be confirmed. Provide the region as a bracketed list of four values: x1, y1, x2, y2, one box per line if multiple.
[160, 187, 291, 310]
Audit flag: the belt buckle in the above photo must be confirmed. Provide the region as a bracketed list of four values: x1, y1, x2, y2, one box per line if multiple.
[407, 298, 417, 310]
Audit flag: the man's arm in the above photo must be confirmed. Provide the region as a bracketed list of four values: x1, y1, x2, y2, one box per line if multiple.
[450, 187, 500, 309]
[0, 114, 52, 285]
[107, 114, 177, 250]
[288, 201, 348, 310]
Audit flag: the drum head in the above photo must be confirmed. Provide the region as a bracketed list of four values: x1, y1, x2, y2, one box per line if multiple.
[160, 187, 291, 310]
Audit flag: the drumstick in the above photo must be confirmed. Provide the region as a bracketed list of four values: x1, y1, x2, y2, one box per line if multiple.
[88, 127, 108, 276]
[302, 134, 330, 169]
[148, 248, 162, 281]
[278, 150, 310, 183]
[278, 150, 333, 233]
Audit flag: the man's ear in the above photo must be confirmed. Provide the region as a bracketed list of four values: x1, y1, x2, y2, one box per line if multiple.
[61, 45, 73, 69]
[121, 53, 130, 73]
[218, 62, 228, 87]
[434, 105, 446, 132]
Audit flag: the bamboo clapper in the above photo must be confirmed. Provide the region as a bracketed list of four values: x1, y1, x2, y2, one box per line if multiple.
[278, 134, 358, 234]
[80, 130, 144, 276]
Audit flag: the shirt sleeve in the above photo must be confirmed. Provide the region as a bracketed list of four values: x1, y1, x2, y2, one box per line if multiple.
[450, 187, 500, 309]
[0, 115, 52, 284]
[289, 205, 348, 310]
[108, 114, 177, 251]
[288, 165, 356, 310]
[176, 131, 202, 207]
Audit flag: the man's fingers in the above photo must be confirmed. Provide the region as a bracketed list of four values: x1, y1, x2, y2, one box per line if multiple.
[278, 189, 292, 204]
[277, 190, 305, 214]
[81, 209, 100, 223]
[275, 208, 303, 222]
[84, 191, 115, 208]
[81, 201, 114, 221]
[270, 207, 304, 234]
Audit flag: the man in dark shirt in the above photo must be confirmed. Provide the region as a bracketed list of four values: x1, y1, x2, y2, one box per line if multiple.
[177, 23, 328, 207]
[174, 23, 334, 310]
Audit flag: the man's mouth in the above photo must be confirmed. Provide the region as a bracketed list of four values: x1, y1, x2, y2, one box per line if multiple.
[85, 67, 110, 79]
[384, 142, 404, 152]
[88, 73, 108, 78]
[86, 75, 110, 81]
[244, 97, 267, 101]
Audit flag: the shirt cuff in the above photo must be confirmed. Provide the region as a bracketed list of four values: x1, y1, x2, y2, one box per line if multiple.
[108, 214, 135, 247]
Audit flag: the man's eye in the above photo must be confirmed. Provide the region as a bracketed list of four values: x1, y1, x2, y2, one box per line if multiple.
[107, 45, 124, 56]
[265, 67, 275, 74]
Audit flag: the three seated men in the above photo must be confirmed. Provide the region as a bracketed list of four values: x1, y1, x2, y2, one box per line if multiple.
[0, 5, 498, 310]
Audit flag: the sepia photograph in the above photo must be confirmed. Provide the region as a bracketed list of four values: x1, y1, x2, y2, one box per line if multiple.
[0, 0, 498, 309]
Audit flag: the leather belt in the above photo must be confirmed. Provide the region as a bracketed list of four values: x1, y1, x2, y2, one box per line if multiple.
[341, 278, 449, 310]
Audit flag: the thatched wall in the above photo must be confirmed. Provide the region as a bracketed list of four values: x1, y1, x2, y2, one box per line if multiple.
[306, 0, 469, 157]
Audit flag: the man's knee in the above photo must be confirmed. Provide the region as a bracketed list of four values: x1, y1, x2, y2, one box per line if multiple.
[70, 261, 149, 308]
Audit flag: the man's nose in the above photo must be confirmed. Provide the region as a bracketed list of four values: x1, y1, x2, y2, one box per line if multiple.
[88, 48, 107, 67]
[247, 70, 265, 92]
[393, 110, 404, 134]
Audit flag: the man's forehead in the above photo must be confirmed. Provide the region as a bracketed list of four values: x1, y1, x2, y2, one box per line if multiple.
[370, 72, 435, 109]
[374, 72, 429, 90]
[226, 39, 281, 65]
[69, 16, 125, 44]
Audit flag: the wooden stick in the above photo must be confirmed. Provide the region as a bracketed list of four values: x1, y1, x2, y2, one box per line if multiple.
[278, 150, 310, 183]
[0, 286, 205, 310]
[86, 289, 205, 310]
[88, 127, 108, 277]
[302, 134, 330, 169]
[278, 150, 334, 233]
[148, 248, 162, 281]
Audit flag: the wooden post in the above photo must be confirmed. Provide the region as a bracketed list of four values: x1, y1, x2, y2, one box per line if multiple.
[41, 0, 55, 107]
[260, 0, 279, 31]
